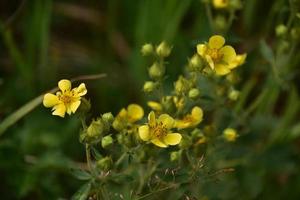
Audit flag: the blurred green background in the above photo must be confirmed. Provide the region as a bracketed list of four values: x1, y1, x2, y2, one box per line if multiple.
[1, 0, 300, 199]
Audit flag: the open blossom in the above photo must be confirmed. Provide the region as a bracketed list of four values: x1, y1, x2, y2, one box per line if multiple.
[112, 104, 144, 131]
[139, 111, 182, 148]
[175, 106, 203, 129]
[197, 35, 237, 75]
[43, 79, 87, 117]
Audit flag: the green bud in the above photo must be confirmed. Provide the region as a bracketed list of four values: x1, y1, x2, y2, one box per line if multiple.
[191, 128, 203, 139]
[143, 81, 156, 93]
[156, 41, 171, 57]
[161, 96, 175, 112]
[275, 24, 287, 37]
[102, 112, 114, 124]
[175, 76, 190, 95]
[87, 119, 103, 138]
[188, 54, 203, 71]
[77, 98, 91, 114]
[149, 62, 165, 79]
[179, 135, 192, 149]
[97, 156, 113, 171]
[170, 150, 182, 162]
[291, 27, 300, 41]
[141, 43, 154, 56]
[214, 15, 227, 32]
[101, 135, 113, 148]
[188, 88, 200, 99]
[228, 89, 240, 101]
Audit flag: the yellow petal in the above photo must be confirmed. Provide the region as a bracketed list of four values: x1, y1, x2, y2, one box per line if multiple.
[219, 45, 236, 64]
[147, 101, 162, 111]
[228, 53, 247, 69]
[196, 44, 207, 56]
[164, 133, 182, 145]
[58, 79, 71, 92]
[138, 125, 150, 141]
[70, 100, 81, 113]
[118, 108, 127, 118]
[75, 83, 87, 96]
[148, 111, 156, 127]
[208, 35, 225, 49]
[151, 138, 167, 148]
[175, 120, 190, 129]
[215, 64, 231, 75]
[52, 103, 66, 117]
[191, 106, 203, 122]
[127, 104, 144, 123]
[158, 114, 174, 129]
[205, 55, 215, 69]
[43, 93, 60, 107]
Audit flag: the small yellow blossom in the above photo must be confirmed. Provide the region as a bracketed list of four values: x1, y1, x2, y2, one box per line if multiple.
[223, 128, 238, 142]
[228, 53, 247, 69]
[175, 106, 203, 129]
[197, 35, 236, 75]
[138, 111, 182, 148]
[113, 104, 144, 131]
[147, 101, 163, 112]
[43, 79, 87, 117]
[212, 0, 229, 9]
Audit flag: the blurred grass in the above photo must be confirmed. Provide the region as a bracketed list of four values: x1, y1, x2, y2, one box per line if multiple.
[0, 0, 300, 199]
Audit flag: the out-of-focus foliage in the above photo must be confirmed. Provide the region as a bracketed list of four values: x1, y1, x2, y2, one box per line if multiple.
[0, 0, 300, 199]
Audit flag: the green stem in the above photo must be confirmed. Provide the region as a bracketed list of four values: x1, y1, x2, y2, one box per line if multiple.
[85, 144, 92, 172]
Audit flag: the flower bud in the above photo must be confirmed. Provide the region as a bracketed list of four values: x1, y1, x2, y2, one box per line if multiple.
[275, 24, 287, 37]
[228, 89, 240, 101]
[223, 128, 238, 142]
[291, 27, 300, 41]
[101, 135, 113, 148]
[141, 43, 154, 56]
[149, 62, 165, 79]
[143, 81, 156, 93]
[156, 41, 171, 57]
[170, 150, 182, 162]
[77, 98, 91, 114]
[213, 0, 228, 9]
[188, 54, 203, 71]
[87, 119, 103, 138]
[102, 112, 114, 124]
[188, 88, 200, 99]
[97, 156, 113, 171]
[175, 76, 190, 95]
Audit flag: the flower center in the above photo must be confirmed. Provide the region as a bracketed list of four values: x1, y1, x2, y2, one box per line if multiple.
[207, 48, 223, 62]
[152, 122, 168, 139]
[60, 94, 73, 104]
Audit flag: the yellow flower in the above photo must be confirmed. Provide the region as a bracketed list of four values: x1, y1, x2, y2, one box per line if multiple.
[212, 0, 229, 9]
[197, 35, 236, 75]
[113, 104, 144, 131]
[138, 111, 182, 148]
[43, 79, 87, 117]
[175, 106, 203, 129]
[147, 101, 163, 112]
[223, 128, 238, 142]
[228, 53, 247, 69]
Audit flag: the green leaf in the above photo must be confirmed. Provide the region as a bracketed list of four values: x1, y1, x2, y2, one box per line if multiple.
[71, 182, 92, 200]
[70, 168, 92, 181]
